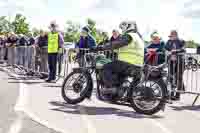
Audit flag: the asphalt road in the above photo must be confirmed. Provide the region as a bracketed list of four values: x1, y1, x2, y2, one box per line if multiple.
[1, 66, 200, 133]
[0, 68, 59, 133]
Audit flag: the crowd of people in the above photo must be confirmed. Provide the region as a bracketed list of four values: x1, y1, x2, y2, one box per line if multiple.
[0, 20, 185, 100]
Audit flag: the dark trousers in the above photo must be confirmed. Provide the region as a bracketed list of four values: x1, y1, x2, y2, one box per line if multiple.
[169, 59, 185, 95]
[103, 61, 141, 88]
[48, 53, 58, 80]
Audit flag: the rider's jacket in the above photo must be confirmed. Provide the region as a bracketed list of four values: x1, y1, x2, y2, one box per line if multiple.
[118, 32, 144, 65]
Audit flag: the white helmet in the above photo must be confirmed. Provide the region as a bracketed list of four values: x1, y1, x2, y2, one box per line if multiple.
[119, 21, 137, 33]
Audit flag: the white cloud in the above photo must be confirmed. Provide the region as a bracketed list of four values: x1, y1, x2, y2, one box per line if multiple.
[0, 0, 199, 42]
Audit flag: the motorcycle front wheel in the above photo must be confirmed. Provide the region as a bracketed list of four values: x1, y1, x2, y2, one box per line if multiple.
[130, 79, 166, 115]
[61, 70, 92, 104]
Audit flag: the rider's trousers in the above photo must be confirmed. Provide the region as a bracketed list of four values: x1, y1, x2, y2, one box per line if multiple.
[103, 61, 141, 88]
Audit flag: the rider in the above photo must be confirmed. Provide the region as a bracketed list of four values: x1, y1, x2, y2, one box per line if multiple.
[94, 21, 144, 93]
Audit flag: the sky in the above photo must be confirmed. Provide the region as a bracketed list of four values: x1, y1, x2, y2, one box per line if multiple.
[0, 0, 199, 42]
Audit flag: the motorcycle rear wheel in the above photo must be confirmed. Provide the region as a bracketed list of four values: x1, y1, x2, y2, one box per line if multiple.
[130, 79, 166, 115]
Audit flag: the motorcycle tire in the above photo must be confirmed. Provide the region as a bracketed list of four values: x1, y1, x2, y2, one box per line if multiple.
[62, 70, 93, 104]
[130, 79, 166, 115]
[192, 64, 198, 71]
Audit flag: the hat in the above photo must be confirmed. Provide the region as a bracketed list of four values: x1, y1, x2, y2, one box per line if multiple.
[151, 32, 160, 39]
[112, 29, 118, 32]
[169, 30, 178, 37]
[82, 26, 90, 33]
[49, 21, 58, 29]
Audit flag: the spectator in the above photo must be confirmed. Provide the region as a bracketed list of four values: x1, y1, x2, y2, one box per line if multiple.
[16, 34, 28, 66]
[26, 33, 35, 71]
[35, 31, 48, 79]
[165, 30, 185, 101]
[6, 32, 18, 66]
[0, 35, 6, 64]
[75, 26, 96, 66]
[76, 26, 96, 48]
[4, 34, 8, 61]
[110, 29, 120, 42]
[46, 21, 64, 82]
[110, 29, 121, 60]
[144, 32, 165, 65]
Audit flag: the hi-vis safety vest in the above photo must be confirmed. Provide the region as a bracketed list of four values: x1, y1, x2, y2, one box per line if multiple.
[48, 33, 59, 53]
[118, 33, 144, 65]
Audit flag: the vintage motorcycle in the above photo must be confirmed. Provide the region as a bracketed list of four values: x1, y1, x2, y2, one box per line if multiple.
[61, 48, 168, 115]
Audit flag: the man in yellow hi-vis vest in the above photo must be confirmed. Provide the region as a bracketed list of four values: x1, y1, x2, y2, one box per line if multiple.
[92, 21, 144, 94]
[46, 21, 64, 82]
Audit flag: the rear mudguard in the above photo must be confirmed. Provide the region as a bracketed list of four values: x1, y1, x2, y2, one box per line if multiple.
[73, 68, 94, 99]
[150, 77, 168, 98]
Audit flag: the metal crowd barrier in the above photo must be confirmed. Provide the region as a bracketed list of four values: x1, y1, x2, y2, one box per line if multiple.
[0, 45, 68, 80]
[65, 48, 118, 75]
[145, 51, 200, 105]
[183, 53, 200, 105]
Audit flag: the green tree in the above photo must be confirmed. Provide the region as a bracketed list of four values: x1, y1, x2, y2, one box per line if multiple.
[87, 18, 97, 37]
[185, 40, 199, 48]
[12, 14, 30, 34]
[64, 20, 80, 42]
[0, 16, 13, 33]
[32, 27, 40, 37]
[86, 18, 107, 44]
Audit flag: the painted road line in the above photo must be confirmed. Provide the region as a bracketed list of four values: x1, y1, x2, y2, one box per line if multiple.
[7, 115, 23, 133]
[1, 67, 68, 133]
[78, 106, 97, 133]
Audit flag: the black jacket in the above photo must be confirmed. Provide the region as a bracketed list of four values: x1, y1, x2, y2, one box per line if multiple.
[37, 35, 48, 47]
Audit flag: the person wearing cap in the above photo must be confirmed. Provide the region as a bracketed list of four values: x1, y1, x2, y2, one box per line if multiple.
[46, 21, 64, 82]
[165, 30, 185, 100]
[75, 26, 96, 67]
[144, 32, 165, 65]
[76, 26, 96, 48]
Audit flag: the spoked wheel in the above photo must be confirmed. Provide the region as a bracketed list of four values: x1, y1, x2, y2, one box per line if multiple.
[192, 64, 198, 71]
[185, 64, 191, 70]
[61, 70, 92, 104]
[130, 79, 166, 115]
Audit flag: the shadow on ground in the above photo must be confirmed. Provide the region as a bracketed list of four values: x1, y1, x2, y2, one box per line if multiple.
[7, 77, 45, 84]
[43, 85, 62, 88]
[49, 101, 164, 119]
[169, 105, 200, 111]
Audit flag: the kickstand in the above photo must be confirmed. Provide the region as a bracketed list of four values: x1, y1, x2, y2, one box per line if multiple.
[192, 95, 199, 106]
